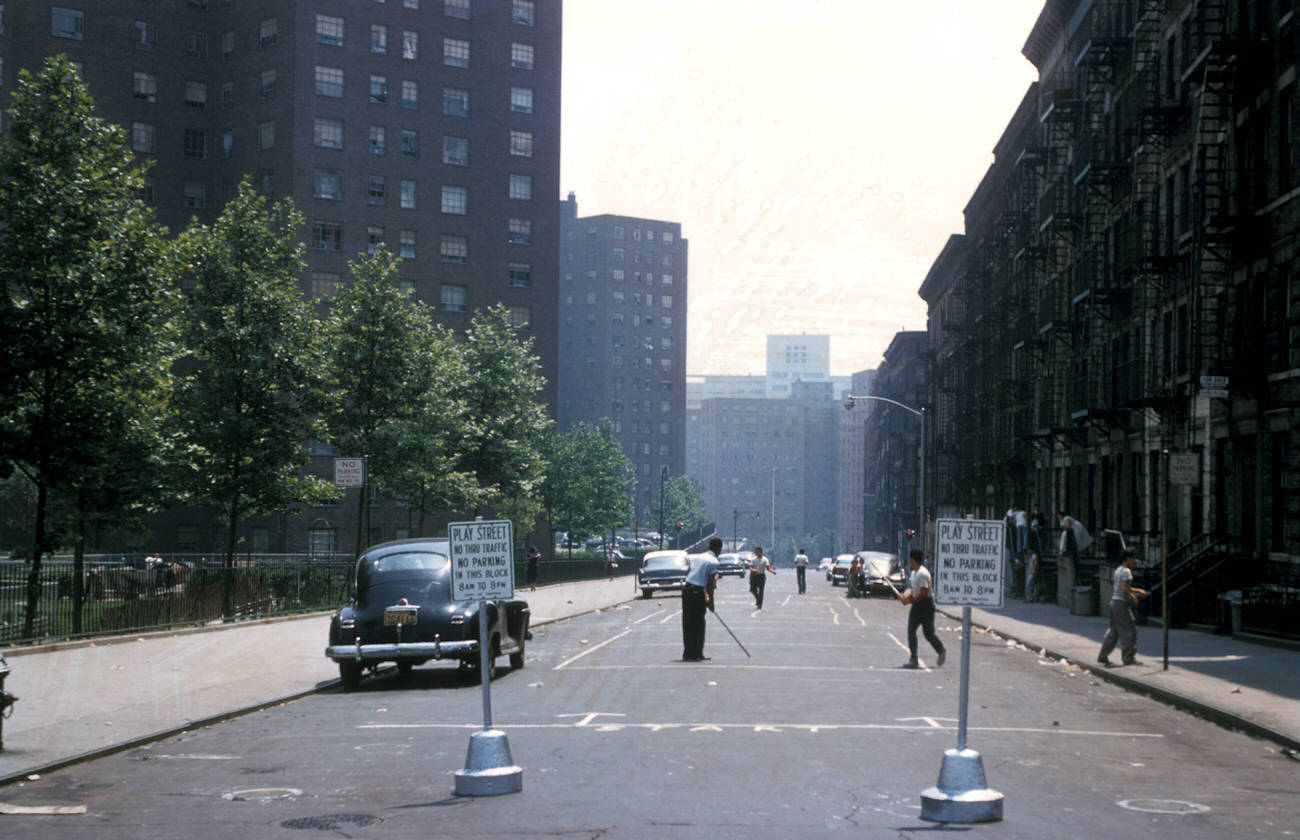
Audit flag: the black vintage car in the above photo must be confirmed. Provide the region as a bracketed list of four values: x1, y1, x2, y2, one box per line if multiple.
[638, 549, 691, 598]
[325, 538, 530, 690]
[715, 552, 752, 578]
[856, 551, 906, 597]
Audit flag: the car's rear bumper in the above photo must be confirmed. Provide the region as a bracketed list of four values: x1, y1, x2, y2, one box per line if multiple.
[639, 578, 686, 591]
[326, 639, 478, 663]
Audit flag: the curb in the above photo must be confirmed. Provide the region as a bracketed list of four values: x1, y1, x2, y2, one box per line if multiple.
[942, 608, 1300, 754]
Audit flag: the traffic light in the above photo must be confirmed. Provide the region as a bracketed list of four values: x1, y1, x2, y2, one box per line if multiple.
[675, 521, 682, 530]
[905, 529, 916, 538]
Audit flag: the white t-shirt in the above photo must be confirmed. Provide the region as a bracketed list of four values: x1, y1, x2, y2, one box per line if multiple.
[1014, 509, 1028, 528]
[908, 565, 933, 601]
[794, 553, 809, 567]
[1111, 565, 1133, 603]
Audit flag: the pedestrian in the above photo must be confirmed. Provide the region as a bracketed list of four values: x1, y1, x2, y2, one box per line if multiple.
[525, 546, 540, 592]
[681, 537, 721, 661]
[1029, 505, 1047, 555]
[748, 545, 776, 609]
[1098, 547, 1146, 666]
[898, 548, 945, 669]
[793, 548, 809, 594]
[605, 547, 620, 581]
[1057, 511, 1091, 568]
[1014, 506, 1029, 556]
[1024, 549, 1038, 603]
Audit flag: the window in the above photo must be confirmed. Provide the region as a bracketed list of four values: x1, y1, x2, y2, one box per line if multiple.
[259, 173, 274, 196]
[508, 218, 532, 244]
[370, 24, 387, 53]
[508, 306, 531, 328]
[133, 21, 156, 51]
[185, 31, 208, 58]
[444, 37, 469, 67]
[663, 231, 675, 245]
[316, 14, 344, 46]
[369, 125, 386, 154]
[445, 0, 471, 19]
[510, 130, 534, 157]
[367, 74, 388, 104]
[400, 130, 419, 159]
[441, 186, 468, 215]
[400, 180, 417, 209]
[314, 170, 343, 200]
[613, 248, 625, 262]
[443, 87, 470, 117]
[256, 120, 275, 150]
[314, 118, 344, 149]
[510, 86, 533, 114]
[662, 274, 673, 287]
[312, 221, 342, 251]
[404, 0, 420, 8]
[401, 80, 418, 109]
[402, 30, 419, 60]
[513, 0, 535, 26]
[136, 177, 155, 204]
[661, 295, 673, 309]
[259, 69, 276, 99]
[316, 66, 344, 98]
[442, 135, 469, 166]
[440, 235, 468, 263]
[183, 129, 207, 159]
[613, 269, 625, 282]
[367, 175, 386, 206]
[221, 31, 234, 59]
[508, 174, 533, 200]
[367, 225, 384, 255]
[220, 82, 233, 108]
[52, 7, 84, 40]
[183, 182, 207, 209]
[440, 284, 467, 312]
[311, 272, 340, 299]
[508, 262, 532, 288]
[133, 72, 157, 102]
[399, 230, 416, 258]
[663, 253, 673, 267]
[259, 18, 277, 48]
[511, 43, 534, 70]
[662, 316, 672, 330]
[398, 279, 415, 297]
[219, 130, 233, 157]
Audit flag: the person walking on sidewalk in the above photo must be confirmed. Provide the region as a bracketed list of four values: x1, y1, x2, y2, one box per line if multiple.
[1098, 547, 1146, 667]
[748, 545, 776, 609]
[525, 546, 541, 592]
[681, 537, 721, 661]
[899, 548, 945, 669]
[793, 548, 810, 594]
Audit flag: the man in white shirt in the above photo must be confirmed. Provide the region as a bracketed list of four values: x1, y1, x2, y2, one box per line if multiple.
[1098, 547, 1146, 666]
[748, 546, 776, 609]
[793, 548, 810, 594]
[898, 548, 946, 669]
[681, 537, 721, 661]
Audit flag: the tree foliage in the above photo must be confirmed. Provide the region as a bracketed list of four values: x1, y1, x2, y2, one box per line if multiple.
[541, 420, 634, 544]
[0, 56, 180, 636]
[650, 475, 709, 539]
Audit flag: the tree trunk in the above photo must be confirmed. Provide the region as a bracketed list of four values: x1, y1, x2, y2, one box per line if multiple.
[73, 514, 86, 636]
[222, 500, 239, 619]
[22, 481, 49, 640]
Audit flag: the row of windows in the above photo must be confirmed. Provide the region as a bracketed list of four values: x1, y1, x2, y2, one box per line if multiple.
[313, 16, 535, 70]
[308, 275, 533, 327]
[308, 221, 534, 277]
[608, 225, 675, 244]
[564, 313, 673, 332]
[608, 248, 675, 266]
[566, 270, 676, 288]
[562, 291, 677, 310]
[609, 400, 674, 414]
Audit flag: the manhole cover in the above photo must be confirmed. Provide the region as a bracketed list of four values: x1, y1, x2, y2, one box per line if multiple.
[1117, 799, 1211, 815]
[277, 814, 385, 831]
[223, 788, 303, 802]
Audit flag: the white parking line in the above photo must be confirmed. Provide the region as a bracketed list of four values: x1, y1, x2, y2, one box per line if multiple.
[554, 629, 632, 670]
[359, 721, 1165, 739]
[886, 632, 931, 671]
[633, 609, 666, 625]
[659, 609, 681, 624]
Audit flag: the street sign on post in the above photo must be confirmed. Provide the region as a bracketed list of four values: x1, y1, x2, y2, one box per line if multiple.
[449, 519, 515, 602]
[933, 519, 1004, 609]
[333, 457, 365, 488]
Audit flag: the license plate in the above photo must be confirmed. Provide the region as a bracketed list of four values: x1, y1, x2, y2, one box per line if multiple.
[384, 606, 419, 626]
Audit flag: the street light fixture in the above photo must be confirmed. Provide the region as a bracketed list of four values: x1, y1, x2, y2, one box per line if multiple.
[846, 394, 926, 557]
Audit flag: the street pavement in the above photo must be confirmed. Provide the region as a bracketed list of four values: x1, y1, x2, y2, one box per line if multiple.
[0, 576, 641, 784]
[0, 569, 1296, 791]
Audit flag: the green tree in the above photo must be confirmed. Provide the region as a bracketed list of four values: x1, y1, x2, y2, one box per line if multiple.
[325, 248, 450, 555]
[541, 420, 634, 549]
[173, 180, 333, 616]
[451, 305, 552, 527]
[650, 475, 708, 546]
[0, 56, 180, 638]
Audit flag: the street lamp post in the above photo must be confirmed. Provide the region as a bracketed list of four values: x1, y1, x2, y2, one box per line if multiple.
[845, 395, 926, 557]
[657, 466, 668, 550]
[770, 466, 777, 552]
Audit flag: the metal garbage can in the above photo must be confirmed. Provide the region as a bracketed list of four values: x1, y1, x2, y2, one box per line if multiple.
[1070, 585, 1097, 616]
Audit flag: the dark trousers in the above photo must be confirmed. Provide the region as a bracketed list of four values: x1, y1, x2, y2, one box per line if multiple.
[796, 566, 806, 593]
[681, 584, 707, 659]
[907, 598, 944, 661]
[749, 572, 767, 608]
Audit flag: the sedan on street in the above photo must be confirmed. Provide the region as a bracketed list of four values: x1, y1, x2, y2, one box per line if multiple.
[715, 552, 752, 578]
[638, 549, 691, 598]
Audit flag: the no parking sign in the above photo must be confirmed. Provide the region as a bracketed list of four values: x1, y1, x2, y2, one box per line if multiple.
[933, 518, 1004, 609]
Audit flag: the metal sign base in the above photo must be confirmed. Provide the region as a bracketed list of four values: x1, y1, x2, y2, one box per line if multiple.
[920, 748, 1003, 823]
[454, 729, 522, 796]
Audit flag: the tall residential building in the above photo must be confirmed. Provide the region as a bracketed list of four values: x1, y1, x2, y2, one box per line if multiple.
[766, 334, 830, 397]
[837, 367, 875, 552]
[684, 374, 766, 480]
[863, 332, 926, 555]
[3, 1, 561, 555]
[557, 193, 687, 521]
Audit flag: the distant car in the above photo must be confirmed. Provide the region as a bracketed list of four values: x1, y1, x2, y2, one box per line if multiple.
[715, 552, 752, 578]
[325, 538, 530, 690]
[818, 557, 834, 580]
[638, 549, 691, 598]
[830, 554, 855, 586]
[856, 551, 906, 596]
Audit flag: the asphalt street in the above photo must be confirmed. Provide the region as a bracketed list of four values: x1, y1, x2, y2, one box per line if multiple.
[1, 575, 1296, 839]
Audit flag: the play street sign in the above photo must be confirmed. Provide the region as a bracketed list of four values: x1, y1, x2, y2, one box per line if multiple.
[933, 518, 1004, 608]
[449, 519, 515, 602]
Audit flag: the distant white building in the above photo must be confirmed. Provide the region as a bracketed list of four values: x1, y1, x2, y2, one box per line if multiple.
[766, 335, 830, 398]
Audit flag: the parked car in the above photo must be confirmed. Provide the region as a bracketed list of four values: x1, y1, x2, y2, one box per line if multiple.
[638, 549, 691, 598]
[830, 554, 855, 586]
[819, 557, 834, 580]
[325, 538, 530, 690]
[856, 551, 905, 596]
[715, 552, 752, 578]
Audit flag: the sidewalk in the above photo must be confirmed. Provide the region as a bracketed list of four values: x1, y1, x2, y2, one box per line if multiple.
[941, 596, 1300, 751]
[0, 577, 638, 785]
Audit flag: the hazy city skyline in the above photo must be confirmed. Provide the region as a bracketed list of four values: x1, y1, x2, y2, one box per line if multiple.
[560, 0, 1044, 377]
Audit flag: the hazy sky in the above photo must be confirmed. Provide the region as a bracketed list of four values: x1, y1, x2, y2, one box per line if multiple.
[560, 0, 1045, 376]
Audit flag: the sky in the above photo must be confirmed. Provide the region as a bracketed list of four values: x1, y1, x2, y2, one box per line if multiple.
[560, 0, 1046, 377]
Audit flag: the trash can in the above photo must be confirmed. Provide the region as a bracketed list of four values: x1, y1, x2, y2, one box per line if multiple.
[1218, 590, 1243, 635]
[1070, 585, 1097, 616]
